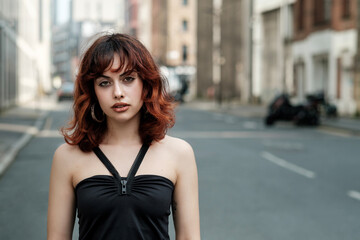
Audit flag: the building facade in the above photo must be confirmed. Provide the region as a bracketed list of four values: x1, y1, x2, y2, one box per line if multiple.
[72, 0, 126, 57]
[137, 0, 152, 50]
[0, 0, 51, 111]
[165, 0, 197, 67]
[197, 0, 249, 102]
[126, 0, 197, 69]
[52, 22, 76, 84]
[149, 0, 168, 65]
[196, 0, 213, 98]
[252, 0, 295, 104]
[125, 0, 197, 99]
[251, 0, 358, 115]
[51, 0, 126, 85]
[292, 0, 357, 115]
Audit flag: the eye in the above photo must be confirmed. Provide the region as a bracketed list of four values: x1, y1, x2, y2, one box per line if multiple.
[123, 76, 135, 83]
[98, 80, 111, 87]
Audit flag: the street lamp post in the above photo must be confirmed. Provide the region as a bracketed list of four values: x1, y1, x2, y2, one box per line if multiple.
[248, 0, 254, 103]
[213, 0, 223, 105]
[355, 0, 360, 115]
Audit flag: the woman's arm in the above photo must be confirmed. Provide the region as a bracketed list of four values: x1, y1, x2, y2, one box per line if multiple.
[173, 140, 201, 240]
[47, 144, 76, 240]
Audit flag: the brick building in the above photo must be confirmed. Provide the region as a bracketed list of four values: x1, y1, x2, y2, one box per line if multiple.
[292, 0, 358, 115]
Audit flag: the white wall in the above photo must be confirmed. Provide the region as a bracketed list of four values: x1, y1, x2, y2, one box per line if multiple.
[38, 0, 52, 93]
[255, 0, 296, 13]
[253, 0, 295, 103]
[292, 29, 357, 114]
[73, 0, 125, 30]
[17, 0, 52, 104]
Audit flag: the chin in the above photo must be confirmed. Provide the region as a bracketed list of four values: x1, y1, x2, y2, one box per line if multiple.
[109, 112, 140, 123]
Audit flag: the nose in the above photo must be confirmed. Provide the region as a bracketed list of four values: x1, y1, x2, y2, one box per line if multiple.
[113, 82, 123, 99]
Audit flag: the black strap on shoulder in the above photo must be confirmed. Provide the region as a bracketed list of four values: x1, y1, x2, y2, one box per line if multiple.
[125, 144, 149, 195]
[127, 144, 150, 179]
[93, 147, 122, 181]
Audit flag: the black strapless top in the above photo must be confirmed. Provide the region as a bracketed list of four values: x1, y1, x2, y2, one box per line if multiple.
[75, 144, 174, 240]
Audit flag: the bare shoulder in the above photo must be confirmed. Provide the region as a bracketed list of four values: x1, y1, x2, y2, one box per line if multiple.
[157, 135, 196, 168]
[52, 143, 84, 173]
[160, 135, 194, 155]
[54, 143, 83, 160]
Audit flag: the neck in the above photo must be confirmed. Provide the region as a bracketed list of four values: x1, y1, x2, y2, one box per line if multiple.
[102, 116, 142, 146]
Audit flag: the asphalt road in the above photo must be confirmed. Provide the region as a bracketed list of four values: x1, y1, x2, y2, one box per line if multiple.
[0, 100, 359, 240]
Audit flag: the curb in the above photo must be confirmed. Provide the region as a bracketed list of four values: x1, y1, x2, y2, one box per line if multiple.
[182, 101, 267, 118]
[0, 111, 49, 177]
[318, 123, 360, 137]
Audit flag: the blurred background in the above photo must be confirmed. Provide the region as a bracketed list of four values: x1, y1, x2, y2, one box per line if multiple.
[1, 0, 360, 239]
[0, 0, 360, 112]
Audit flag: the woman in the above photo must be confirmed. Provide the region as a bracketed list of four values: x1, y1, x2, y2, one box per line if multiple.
[47, 33, 200, 239]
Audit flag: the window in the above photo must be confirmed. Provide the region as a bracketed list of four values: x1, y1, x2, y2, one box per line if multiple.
[313, 0, 332, 26]
[342, 0, 351, 19]
[182, 20, 188, 31]
[324, 0, 332, 21]
[297, 0, 305, 30]
[182, 0, 188, 6]
[313, 0, 325, 25]
[182, 45, 188, 62]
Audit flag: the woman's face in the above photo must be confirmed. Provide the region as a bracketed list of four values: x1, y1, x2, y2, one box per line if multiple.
[94, 55, 144, 124]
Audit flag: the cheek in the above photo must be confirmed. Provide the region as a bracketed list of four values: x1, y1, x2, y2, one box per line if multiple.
[132, 81, 143, 100]
[94, 87, 109, 108]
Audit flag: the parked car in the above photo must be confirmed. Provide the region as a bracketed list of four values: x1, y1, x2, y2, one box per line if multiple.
[57, 82, 74, 101]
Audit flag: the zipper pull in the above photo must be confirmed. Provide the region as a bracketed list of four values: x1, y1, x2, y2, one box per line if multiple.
[120, 179, 127, 195]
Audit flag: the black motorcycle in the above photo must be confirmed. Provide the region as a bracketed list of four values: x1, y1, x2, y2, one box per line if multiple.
[265, 92, 336, 126]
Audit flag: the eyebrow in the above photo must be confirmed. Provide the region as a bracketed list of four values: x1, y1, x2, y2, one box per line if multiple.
[100, 71, 136, 79]
[99, 74, 110, 79]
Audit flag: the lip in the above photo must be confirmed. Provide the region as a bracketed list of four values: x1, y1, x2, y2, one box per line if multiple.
[111, 102, 130, 112]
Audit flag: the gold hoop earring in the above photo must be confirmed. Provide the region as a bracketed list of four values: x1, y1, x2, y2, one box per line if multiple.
[91, 104, 105, 122]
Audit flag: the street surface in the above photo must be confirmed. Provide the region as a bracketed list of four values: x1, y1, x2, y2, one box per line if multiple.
[0, 100, 360, 239]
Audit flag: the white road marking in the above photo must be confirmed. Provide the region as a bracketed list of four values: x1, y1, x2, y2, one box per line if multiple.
[0, 133, 33, 174]
[261, 151, 316, 179]
[171, 131, 294, 139]
[37, 130, 62, 138]
[0, 112, 47, 175]
[0, 123, 35, 133]
[348, 190, 360, 201]
[262, 141, 304, 150]
[43, 116, 53, 130]
[317, 128, 350, 138]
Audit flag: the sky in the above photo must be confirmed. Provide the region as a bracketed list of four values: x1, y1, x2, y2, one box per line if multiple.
[56, 0, 70, 24]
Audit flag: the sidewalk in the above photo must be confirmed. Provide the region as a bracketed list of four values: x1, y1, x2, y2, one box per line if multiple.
[0, 95, 54, 177]
[183, 100, 360, 135]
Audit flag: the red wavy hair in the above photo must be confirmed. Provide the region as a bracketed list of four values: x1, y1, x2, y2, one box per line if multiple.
[61, 33, 175, 152]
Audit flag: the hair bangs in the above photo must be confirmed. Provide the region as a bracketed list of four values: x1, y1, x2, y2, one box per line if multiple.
[89, 39, 136, 78]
